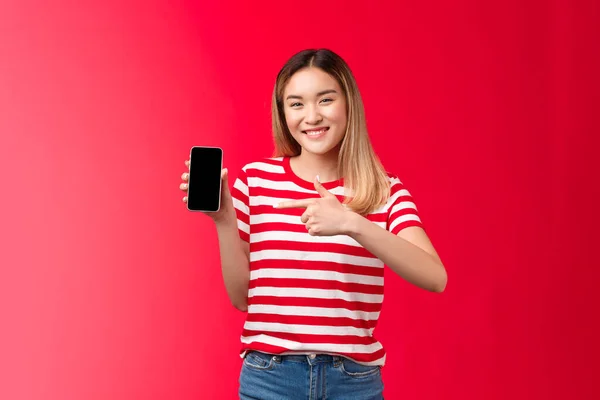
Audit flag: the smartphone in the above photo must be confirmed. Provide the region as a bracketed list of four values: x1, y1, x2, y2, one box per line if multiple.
[187, 146, 223, 212]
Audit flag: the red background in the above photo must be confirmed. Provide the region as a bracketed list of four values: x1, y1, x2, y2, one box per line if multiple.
[1, 1, 598, 399]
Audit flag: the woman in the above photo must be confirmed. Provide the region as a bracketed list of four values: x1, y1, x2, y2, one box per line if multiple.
[180, 49, 447, 400]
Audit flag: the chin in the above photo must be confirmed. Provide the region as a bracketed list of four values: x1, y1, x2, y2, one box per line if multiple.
[301, 144, 339, 156]
[294, 136, 343, 157]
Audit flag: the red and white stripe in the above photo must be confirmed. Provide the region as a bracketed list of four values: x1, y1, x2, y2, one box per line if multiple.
[230, 157, 423, 366]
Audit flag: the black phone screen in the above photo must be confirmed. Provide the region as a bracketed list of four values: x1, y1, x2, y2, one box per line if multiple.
[187, 146, 223, 212]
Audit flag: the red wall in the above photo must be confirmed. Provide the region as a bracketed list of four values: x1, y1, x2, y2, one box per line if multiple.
[1, 1, 598, 399]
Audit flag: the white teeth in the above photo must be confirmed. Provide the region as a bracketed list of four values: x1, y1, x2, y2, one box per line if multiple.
[306, 129, 326, 136]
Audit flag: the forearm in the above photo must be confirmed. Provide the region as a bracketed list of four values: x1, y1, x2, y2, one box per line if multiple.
[215, 213, 250, 311]
[345, 213, 447, 292]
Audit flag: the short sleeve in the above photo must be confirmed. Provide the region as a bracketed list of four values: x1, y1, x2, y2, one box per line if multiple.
[387, 177, 424, 235]
[230, 168, 250, 243]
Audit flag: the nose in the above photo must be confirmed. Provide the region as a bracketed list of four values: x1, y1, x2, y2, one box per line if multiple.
[304, 104, 322, 125]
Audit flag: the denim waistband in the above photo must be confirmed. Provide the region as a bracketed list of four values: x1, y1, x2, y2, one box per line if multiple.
[248, 351, 343, 364]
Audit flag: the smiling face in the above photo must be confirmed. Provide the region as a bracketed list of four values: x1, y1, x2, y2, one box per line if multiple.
[282, 67, 348, 157]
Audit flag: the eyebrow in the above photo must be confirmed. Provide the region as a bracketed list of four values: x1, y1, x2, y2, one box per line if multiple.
[286, 89, 338, 100]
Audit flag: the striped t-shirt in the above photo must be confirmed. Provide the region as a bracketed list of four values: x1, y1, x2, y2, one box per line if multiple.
[230, 156, 423, 366]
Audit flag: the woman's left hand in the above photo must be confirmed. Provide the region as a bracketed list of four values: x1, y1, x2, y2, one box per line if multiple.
[275, 177, 353, 236]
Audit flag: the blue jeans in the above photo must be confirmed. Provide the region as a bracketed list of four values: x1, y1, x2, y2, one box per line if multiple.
[239, 351, 384, 400]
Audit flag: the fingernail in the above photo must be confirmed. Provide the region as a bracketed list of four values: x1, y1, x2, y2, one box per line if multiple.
[316, 175, 320, 182]
[273, 204, 279, 208]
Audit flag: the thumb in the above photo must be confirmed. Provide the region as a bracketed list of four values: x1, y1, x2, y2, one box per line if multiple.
[221, 168, 230, 193]
[314, 175, 333, 198]
[221, 168, 229, 183]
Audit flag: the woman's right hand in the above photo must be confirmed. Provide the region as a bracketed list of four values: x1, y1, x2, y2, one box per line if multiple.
[180, 159, 236, 223]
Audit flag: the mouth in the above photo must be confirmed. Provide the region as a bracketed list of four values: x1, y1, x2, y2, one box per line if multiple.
[302, 127, 329, 138]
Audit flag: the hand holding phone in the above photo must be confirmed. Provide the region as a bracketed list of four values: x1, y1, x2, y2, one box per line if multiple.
[180, 146, 235, 221]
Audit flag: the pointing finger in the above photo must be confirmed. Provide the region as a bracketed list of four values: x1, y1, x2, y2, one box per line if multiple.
[274, 199, 313, 209]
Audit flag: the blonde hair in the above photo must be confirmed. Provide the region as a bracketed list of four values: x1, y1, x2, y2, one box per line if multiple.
[271, 49, 390, 215]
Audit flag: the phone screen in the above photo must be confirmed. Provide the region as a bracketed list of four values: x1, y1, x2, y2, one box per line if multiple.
[187, 146, 223, 212]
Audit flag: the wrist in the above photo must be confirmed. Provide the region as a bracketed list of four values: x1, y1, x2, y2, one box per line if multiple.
[213, 210, 237, 227]
[342, 211, 363, 237]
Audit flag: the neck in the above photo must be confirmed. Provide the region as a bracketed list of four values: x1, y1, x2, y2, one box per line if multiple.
[291, 149, 340, 183]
